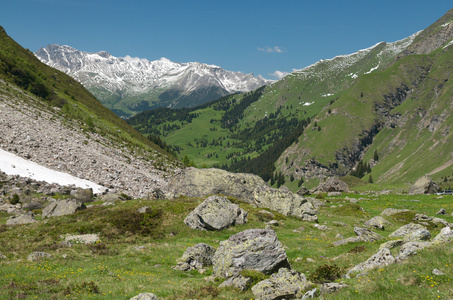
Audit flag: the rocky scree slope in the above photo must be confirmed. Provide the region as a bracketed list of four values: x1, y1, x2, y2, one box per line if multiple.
[35, 45, 271, 117]
[0, 27, 180, 198]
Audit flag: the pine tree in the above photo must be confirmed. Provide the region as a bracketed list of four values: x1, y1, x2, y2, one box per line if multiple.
[368, 174, 373, 183]
[373, 149, 379, 161]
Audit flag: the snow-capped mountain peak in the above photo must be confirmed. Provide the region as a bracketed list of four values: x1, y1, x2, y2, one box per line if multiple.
[35, 45, 271, 117]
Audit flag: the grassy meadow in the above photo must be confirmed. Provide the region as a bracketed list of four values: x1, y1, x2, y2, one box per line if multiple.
[1, 192, 453, 299]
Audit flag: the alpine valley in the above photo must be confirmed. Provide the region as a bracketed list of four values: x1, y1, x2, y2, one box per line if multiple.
[1, 7, 453, 300]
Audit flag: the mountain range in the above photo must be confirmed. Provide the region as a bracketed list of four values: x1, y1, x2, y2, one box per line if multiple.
[34, 45, 270, 118]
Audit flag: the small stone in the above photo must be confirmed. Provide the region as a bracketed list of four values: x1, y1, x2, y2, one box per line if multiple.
[436, 208, 446, 215]
[129, 292, 158, 300]
[432, 269, 445, 276]
[27, 252, 52, 262]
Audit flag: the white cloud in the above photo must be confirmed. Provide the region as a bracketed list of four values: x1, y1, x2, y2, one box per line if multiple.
[257, 46, 286, 53]
[269, 70, 289, 80]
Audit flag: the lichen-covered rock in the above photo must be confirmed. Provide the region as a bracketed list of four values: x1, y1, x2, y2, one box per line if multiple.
[432, 227, 453, 244]
[409, 175, 440, 194]
[219, 275, 252, 291]
[389, 223, 427, 238]
[253, 186, 318, 221]
[212, 229, 290, 278]
[174, 243, 216, 271]
[251, 268, 313, 300]
[346, 248, 395, 278]
[364, 216, 392, 230]
[129, 293, 158, 300]
[402, 229, 431, 242]
[184, 195, 248, 231]
[27, 251, 52, 262]
[42, 199, 86, 218]
[168, 168, 266, 202]
[395, 241, 431, 261]
[6, 212, 37, 225]
[62, 233, 100, 244]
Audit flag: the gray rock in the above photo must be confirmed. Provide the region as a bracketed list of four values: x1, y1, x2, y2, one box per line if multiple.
[6, 212, 37, 225]
[432, 226, 453, 244]
[212, 229, 290, 278]
[27, 251, 52, 262]
[402, 229, 431, 242]
[313, 177, 349, 193]
[184, 195, 248, 231]
[174, 243, 216, 271]
[389, 223, 427, 238]
[102, 193, 124, 202]
[354, 227, 384, 242]
[168, 167, 267, 201]
[136, 206, 150, 214]
[436, 208, 446, 215]
[0, 252, 6, 260]
[253, 186, 318, 221]
[364, 216, 392, 230]
[305, 197, 326, 209]
[219, 275, 252, 291]
[346, 248, 395, 278]
[432, 269, 445, 276]
[395, 241, 431, 261]
[42, 199, 86, 218]
[332, 236, 363, 246]
[70, 188, 93, 203]
[320, 282, 348, 295]
[380, 208, 411, 216]
[409, 175, 440, 194]
[251, 268, 313, 300]
[129, 293, 158, 300]
[63, 233, 100, 244]
[327, 192, 342, 197]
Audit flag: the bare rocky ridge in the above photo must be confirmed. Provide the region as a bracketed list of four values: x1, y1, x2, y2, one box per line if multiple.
[0, 82, 178, 198]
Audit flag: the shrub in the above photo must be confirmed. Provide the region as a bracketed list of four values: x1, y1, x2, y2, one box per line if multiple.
[10, 193, 20, 205]
[308, 264, 343, 283]
[240, 269, 267, 286]
[108, 208, 163, 238]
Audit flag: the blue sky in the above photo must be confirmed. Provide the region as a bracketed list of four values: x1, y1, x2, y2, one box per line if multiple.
[1, 1, 452, 79]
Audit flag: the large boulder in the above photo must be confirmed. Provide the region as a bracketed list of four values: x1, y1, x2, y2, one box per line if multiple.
[212, 229, 290, 278]
[184, 195, 248, 231]
[253, 186, 318, 221]
[364, 216, 392, 230]
[42, 199, 86, 218]
[312, 177, 349, 193]
[409, 175, 440, 194]
[168, 168, 267, 201]
[395, 241, 431, 261]
[251, 268, 313, 300]
[173, 243, 216, 271]
[70, 188, 93, 203]
[346, 248, 395, 278]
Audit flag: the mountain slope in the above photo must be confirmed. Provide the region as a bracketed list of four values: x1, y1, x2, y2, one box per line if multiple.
[277, 8, 453, 188]
[0, 26, 181, 197]
[35, 45, 270, 117]
[128, 30, 418, 183]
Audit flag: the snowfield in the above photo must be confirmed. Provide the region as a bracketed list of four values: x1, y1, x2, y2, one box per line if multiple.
[0, 148, 107, 194]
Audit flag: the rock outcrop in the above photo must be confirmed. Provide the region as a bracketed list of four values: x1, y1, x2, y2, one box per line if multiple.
[312, 177, 349, 193]
[168, 168, 266, 201]
[184, 195, 248, 231]
[212, 229, 290, 278]
[42, 199, 86, 218]
[346, 248, 395, 278]
[251, 268, 313, 300]
[409, 175, 440, 194]
[173, 243, 216, 271]
[6, 212, 37, 225]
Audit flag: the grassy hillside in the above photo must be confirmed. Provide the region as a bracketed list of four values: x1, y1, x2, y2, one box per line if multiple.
[278, 41, 453, 188]
[1, 193, 453, 299]
[0, 26, 175, 163]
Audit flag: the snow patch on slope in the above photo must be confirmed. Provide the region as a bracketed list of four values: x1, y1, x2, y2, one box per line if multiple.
[0, 149, 107, 194]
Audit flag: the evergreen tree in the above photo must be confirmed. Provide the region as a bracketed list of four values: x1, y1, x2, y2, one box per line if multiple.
[373, 149, 379, 161]
[368, 174, 373, 183]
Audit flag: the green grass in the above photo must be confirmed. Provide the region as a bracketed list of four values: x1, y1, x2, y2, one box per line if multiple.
[1, 193, 453, 299]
